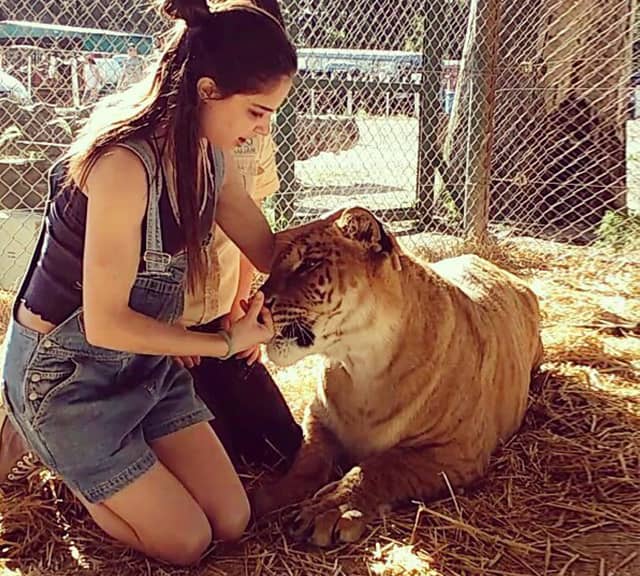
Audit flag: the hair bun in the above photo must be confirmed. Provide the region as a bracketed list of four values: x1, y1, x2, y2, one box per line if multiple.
[161, 0, 210, 27]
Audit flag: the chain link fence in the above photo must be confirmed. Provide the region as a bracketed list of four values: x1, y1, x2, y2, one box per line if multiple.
[0, 0, 638, 291]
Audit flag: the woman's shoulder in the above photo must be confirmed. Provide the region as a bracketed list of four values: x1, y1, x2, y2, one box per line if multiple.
[83, 144, 149, 201]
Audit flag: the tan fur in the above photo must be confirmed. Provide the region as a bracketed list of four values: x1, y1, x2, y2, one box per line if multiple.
[253, 207, 543, 547]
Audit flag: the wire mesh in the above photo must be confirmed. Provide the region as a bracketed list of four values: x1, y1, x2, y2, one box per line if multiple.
[0, 0, 637, 291]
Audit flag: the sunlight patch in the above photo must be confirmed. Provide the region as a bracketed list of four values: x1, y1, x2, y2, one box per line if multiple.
[370, 543, 441, 576]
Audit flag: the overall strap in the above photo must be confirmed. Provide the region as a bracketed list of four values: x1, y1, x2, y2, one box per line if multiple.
[211, 146, 225, 197]
[116, 139, 171, 274]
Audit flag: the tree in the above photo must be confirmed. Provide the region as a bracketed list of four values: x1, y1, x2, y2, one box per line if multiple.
[440, 0, 633, 239]
[285, 0, 468, 52]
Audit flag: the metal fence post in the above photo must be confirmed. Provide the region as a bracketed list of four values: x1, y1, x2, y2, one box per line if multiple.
[273, 82, 299, 229]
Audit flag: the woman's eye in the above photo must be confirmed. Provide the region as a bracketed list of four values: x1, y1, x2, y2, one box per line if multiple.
[250, 110, 264, 119]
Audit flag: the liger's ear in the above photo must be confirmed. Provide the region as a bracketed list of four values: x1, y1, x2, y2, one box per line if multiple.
[334, 206, 393, 254]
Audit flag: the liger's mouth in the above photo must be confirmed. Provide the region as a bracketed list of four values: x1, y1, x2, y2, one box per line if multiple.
[278, 320, 315, 348]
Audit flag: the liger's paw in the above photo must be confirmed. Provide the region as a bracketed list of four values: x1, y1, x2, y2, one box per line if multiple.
[287, 480, 370, 547]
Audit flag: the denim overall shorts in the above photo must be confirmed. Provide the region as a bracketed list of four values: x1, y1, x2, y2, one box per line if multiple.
[1, 139, 221, 503]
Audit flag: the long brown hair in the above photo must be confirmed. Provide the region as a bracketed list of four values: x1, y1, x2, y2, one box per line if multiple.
[251, 0, 285, 26]
[68, 0, 297, 292]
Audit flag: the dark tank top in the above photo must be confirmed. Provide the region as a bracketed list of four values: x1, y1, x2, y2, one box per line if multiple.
[21, 138, 224, 324]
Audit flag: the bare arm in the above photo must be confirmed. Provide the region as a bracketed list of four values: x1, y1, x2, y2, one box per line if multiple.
[231, 133, 279, 313]
[82, 147, 270, 356]
[235, 253, 255, 310]
[215, 154, 274, 274]
[230, 198, 264, 319]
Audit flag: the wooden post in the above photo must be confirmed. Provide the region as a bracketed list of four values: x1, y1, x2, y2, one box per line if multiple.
[71, 55, 80, 108]
[436, 0, 478, 215]
[414, 0, 449, 231]
[463, 0, 500, 241]
[27, 53, 33, 99]
[273, 19, 299, 230]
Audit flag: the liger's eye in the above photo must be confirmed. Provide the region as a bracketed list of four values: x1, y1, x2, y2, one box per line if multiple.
[296, 259, 322, 274]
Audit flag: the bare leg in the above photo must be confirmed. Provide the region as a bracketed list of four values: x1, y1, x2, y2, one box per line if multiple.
[150, 422, 250, 541]
[80, 461, 211, 566]
[79, 422, 249, 565]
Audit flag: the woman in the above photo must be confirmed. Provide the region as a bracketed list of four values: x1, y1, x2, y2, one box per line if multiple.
[0, 0, 296, 565]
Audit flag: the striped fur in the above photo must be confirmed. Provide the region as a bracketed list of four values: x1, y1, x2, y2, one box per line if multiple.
[254, 207, 543, 547]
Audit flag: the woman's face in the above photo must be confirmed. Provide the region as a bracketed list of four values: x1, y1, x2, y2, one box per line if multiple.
[198, 75, 293, 150]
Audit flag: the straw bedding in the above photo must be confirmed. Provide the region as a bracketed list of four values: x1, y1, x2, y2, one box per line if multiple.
[0, 236, 638, 576]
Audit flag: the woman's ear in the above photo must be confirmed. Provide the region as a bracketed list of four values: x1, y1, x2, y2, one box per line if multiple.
[197, 77, 219, 101]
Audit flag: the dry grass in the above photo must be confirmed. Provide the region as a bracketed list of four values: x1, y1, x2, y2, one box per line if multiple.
[1, 237, 639, 576]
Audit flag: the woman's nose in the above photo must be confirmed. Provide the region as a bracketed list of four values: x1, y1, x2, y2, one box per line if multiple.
[254, 122, 269, 136]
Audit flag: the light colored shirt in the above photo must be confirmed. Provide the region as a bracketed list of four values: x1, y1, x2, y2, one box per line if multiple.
[83, 63, 102, 91]
[181, 134, 279, 327]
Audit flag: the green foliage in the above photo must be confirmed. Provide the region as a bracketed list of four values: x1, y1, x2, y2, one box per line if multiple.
[283, 0, 467, 54]
[596, 210, 640, 250]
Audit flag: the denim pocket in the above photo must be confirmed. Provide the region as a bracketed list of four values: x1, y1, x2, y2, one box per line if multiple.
[129, 279, 183, 324]
[23, 355, 78, 419]
[1, 322, 40, 415]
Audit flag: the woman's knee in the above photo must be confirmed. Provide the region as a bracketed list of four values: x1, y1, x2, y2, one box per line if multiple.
[211, 491, 251, 542]
[154, 521, 212, 566]
[84, 499, 212, 566]
[81, 471, 215, 566]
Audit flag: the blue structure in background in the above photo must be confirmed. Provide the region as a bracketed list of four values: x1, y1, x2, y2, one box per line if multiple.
[0, 21, 153, 55]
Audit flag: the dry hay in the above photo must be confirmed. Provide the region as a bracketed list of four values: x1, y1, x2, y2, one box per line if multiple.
[0, 291, 12, 339]
[1, 239, 639, 576]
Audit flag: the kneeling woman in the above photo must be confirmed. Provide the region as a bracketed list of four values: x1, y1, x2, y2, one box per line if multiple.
[0, 0, 296, 565]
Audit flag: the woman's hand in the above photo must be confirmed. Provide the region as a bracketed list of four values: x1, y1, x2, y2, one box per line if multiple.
[173, 355, 201, 369]
[223, 300, 259, 365]
[227, 291, 274, 361]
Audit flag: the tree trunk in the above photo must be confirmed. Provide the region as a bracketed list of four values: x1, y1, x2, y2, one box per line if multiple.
[443, 0, 635, 241]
